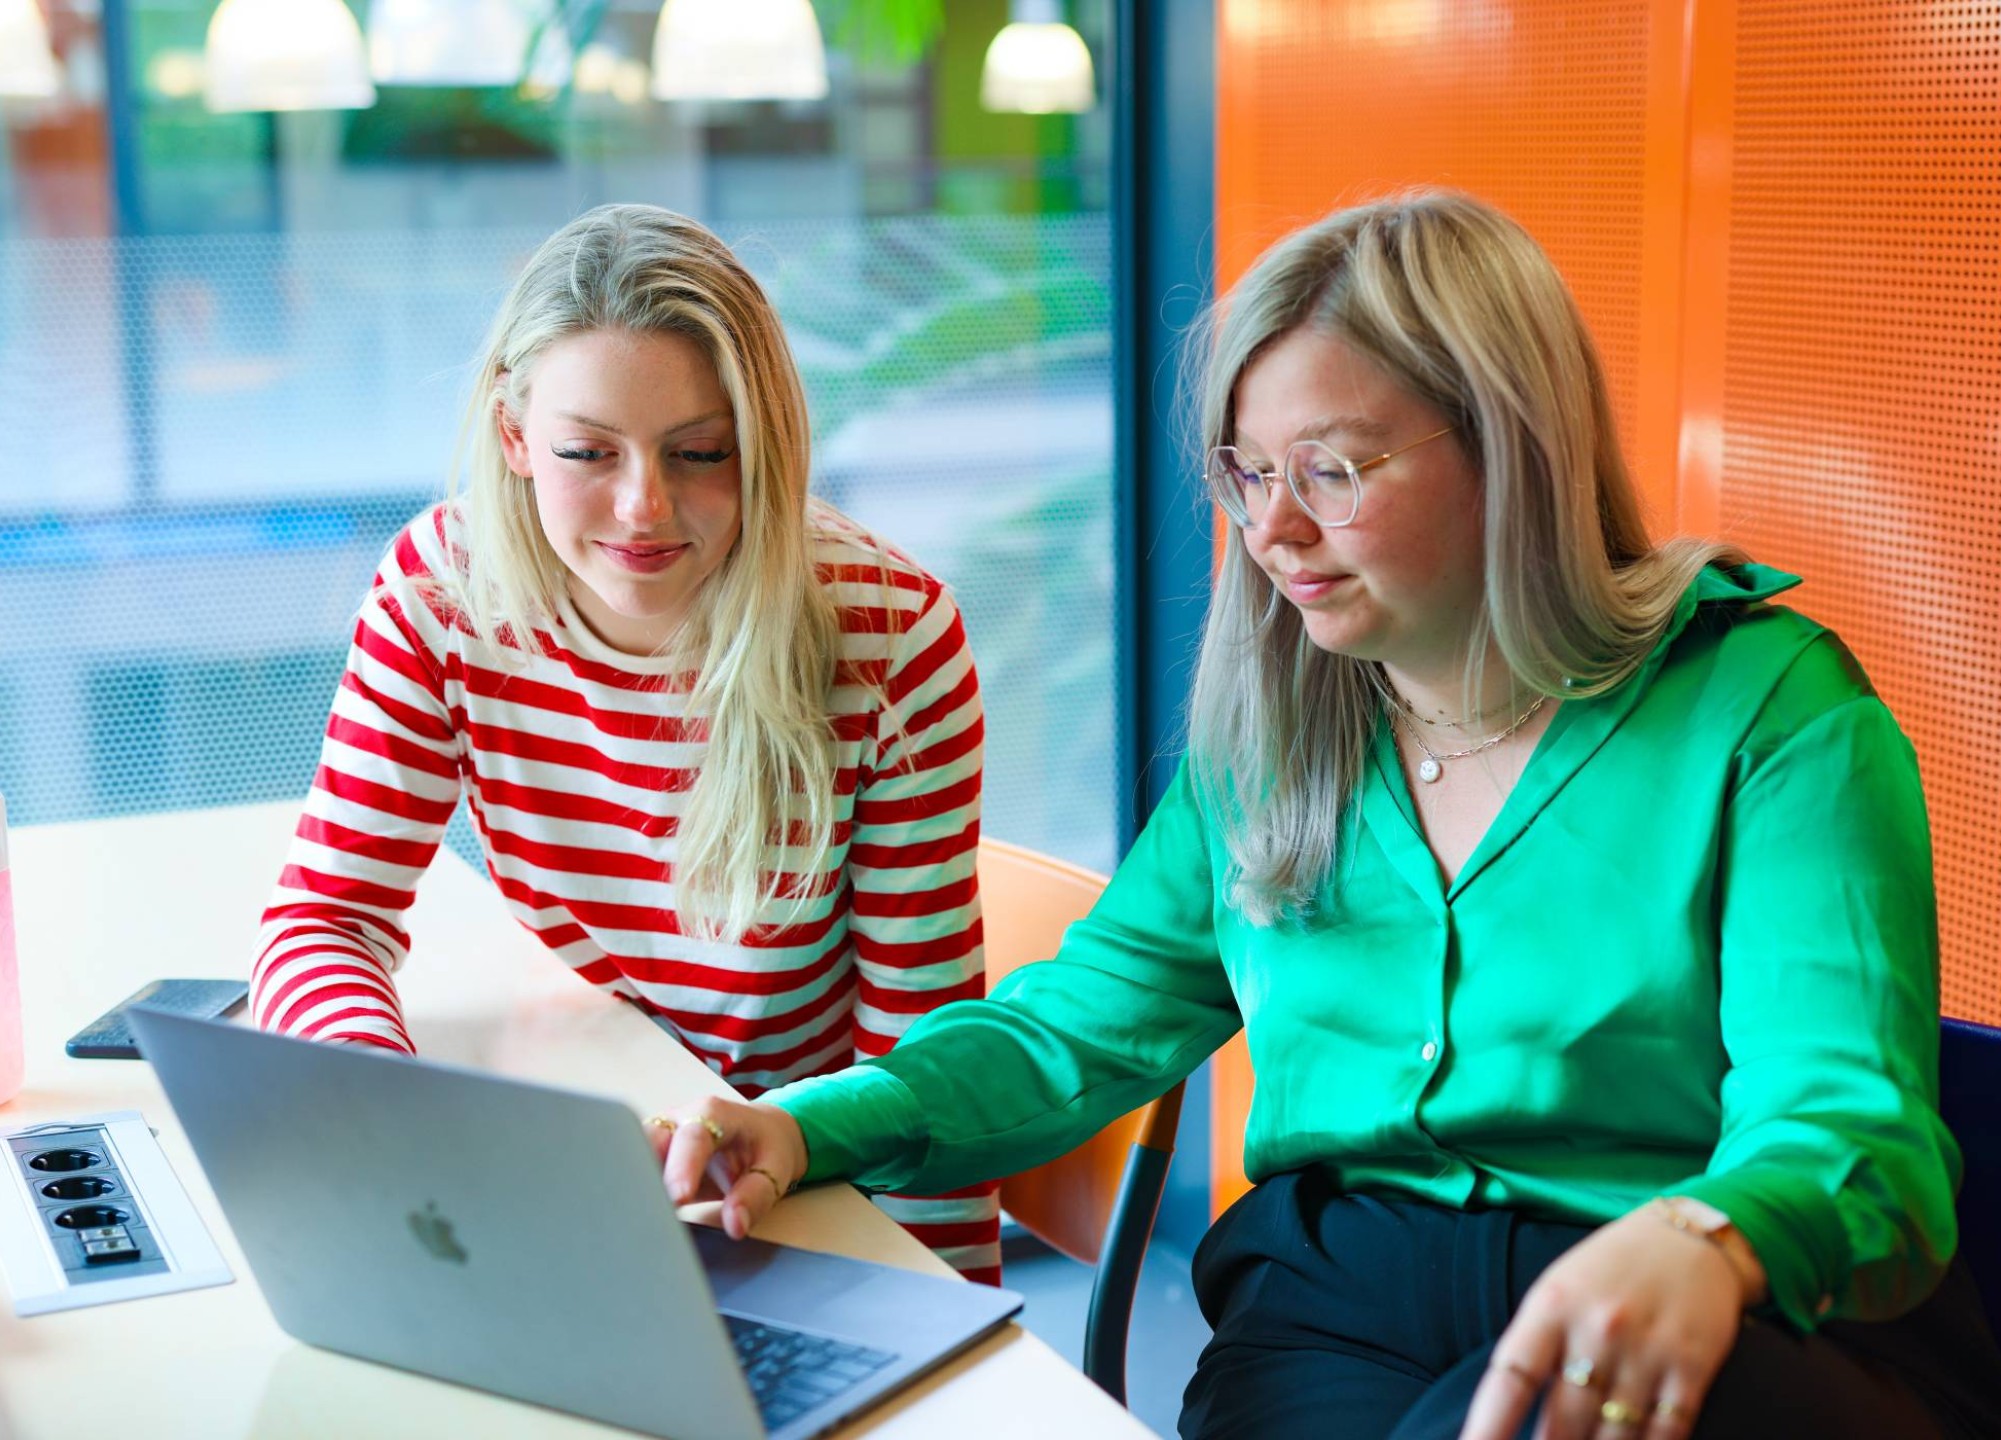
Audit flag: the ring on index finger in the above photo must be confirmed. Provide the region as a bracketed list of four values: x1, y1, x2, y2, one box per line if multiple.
[645, 1115, 677, 1134]
[696, 1117, 726, 1146]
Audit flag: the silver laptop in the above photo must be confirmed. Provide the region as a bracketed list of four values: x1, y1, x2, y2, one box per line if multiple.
[128, 1008, 1022, 1440]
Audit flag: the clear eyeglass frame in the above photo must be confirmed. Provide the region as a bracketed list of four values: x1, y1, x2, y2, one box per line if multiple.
[1205, 425, 1456, 528]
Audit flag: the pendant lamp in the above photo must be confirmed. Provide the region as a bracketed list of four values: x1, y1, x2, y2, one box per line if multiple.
[205, 0, 376, 113]
[0, 0, 62, 98]
[981, 0, 1093, 114]
[650, 0, 829, 102]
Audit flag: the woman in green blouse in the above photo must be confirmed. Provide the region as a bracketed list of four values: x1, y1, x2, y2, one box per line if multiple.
[652, 193, 2001, 1439]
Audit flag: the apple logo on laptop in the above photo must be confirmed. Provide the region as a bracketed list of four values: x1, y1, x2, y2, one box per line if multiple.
[408, 1201, 469, 1264]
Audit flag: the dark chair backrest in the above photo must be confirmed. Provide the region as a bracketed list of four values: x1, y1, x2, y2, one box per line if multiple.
[1939, 1018, 2001, 1326]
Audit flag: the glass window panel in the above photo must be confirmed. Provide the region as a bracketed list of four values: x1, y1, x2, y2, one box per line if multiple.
[0, 0, 1117, 873]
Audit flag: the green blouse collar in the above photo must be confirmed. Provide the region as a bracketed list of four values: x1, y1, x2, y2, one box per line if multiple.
[1362, 562, 1803, 911]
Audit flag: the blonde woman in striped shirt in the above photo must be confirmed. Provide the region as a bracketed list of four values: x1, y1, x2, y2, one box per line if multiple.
[251, 205, 998, 1282]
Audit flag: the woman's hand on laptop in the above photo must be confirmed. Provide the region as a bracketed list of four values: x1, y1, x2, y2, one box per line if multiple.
[649, 1099, 809, 1240]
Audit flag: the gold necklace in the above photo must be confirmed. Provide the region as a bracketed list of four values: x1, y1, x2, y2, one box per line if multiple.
[1393, 694, 1548, 784]
[1366, 666, 1523, 736]
[1400, 695, 1515, 728]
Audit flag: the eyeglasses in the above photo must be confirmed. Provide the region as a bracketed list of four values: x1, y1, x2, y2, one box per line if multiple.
[1205, 425, 1456, 529]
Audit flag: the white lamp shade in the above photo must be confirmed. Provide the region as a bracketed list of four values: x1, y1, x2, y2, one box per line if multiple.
[650, 0, 828, 102]
[368, 0, 571, 88]
[0, 0, 62, 98]
[980, 21, 1094, 114]
[205, 0, 376, 113]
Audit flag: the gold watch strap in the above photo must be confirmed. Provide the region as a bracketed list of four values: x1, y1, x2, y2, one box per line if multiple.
[1652, 1196, 1769, 1306]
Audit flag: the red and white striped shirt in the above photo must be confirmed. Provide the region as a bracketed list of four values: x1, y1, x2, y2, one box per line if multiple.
[253, 502, 1000, 1282]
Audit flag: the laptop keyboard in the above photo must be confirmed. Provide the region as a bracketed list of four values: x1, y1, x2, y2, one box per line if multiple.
[724, 1314, 897, 1431]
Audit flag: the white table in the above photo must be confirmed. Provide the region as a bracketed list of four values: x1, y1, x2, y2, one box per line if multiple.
[0, 802, 1155, 1439]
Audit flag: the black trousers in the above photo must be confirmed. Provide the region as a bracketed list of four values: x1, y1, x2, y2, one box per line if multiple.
[1181, 1170, 2001, 1440]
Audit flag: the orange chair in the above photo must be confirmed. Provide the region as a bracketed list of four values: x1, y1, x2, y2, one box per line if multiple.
[977, 837, 1188, 1406]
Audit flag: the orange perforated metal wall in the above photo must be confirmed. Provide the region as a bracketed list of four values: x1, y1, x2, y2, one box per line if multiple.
[1214, 0, 1692, 526]
[1682, 0, 2001, 1034]
[1210, 0, 2001, 1213]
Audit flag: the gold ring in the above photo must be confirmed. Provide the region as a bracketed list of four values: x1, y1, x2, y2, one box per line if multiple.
[645, 1115, 677, 1133]
[1654, 1400, 1684, 1421]
[1599, 1398, 1643, 1426]
[744, 1165, 788, 1196]
[697, 1116, 726, 1145]
[1561, 1356, 1598, 1389]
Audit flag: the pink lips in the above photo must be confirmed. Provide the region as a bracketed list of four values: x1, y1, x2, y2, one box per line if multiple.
[597, 539, 688, 575]
[1281, 571, 1350, 603]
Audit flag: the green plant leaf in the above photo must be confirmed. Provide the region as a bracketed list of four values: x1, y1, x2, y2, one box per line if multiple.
[817, 0, 947, 66]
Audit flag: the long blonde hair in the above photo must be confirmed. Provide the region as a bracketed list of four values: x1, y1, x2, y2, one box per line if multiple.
[1187, 191, 1738, 925]
[449, 203, 841, 943]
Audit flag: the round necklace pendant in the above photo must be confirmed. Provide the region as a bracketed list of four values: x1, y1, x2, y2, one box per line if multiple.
[1417, 757, 1443, 784]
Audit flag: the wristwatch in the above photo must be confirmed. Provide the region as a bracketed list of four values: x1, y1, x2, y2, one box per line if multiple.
[1652, 1195, 1769, 1306]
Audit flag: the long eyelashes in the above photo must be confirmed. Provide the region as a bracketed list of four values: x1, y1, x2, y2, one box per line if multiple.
[548, 445, 737, 466]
